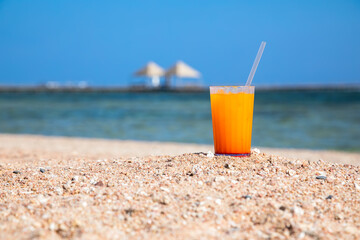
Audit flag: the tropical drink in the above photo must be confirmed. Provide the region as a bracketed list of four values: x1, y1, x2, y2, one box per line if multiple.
[210, 86, 254, 156]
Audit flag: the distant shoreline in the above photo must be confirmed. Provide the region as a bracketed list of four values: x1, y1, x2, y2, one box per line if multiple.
[0, 83, 359, 93]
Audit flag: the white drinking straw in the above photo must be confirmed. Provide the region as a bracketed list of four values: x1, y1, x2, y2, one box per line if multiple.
[245, 41, 266, 86]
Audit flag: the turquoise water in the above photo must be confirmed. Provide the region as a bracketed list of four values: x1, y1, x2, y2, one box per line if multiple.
[0, 89, 359, 151]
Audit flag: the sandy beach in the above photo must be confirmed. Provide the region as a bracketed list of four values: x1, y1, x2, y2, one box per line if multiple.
[1, 134, 359, 166]
[1, 134, 360, 239]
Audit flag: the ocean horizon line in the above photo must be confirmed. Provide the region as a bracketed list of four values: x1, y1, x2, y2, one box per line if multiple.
[0, 82, 359, 93]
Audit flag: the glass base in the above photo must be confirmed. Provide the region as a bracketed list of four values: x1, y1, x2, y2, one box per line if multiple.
[215, 153, 251, 157]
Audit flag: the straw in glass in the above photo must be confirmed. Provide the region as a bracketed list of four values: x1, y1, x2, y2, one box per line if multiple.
[245, 41, 266, 86]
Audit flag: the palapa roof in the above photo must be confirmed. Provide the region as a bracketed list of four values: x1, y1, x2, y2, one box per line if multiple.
[165, 61, 200, 78]
[134, 62, 165, 77]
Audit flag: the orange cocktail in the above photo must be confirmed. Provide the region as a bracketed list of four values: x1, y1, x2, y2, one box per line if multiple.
[210, 86, 255, 156]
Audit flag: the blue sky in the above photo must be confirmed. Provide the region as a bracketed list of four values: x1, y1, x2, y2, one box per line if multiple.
[0, 0, 359, 86]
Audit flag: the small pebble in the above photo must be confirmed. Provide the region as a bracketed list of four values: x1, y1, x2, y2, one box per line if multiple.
[160, 187, 170, 193]
[215, 176, 226, 182]
[316, 171, 327, 176]
[13, 170, 21, 174]
[287, 169, 296, 176]
[279, 206, 286, 211]
[326, 195, 333, 200]
[62, 183, 71, 190]
[54, 187, 63, 195]
[224, 163, 230, 169]
[206, 151, 214, 158]
[291, 206, 304, 216]
[71, 176, 79, 182]
[301, 161, 310, 167]
[252, 148, 261, 154]
[49, 222, 56, 231]
[90, 178, 98, 185]
[40, 168, 46, 173]
[37, 194, 48, 204]
[242, 195, 252, 200]
[107, 182, 115, 187]
[160, 196, 171, 205]
[316, 175, 327, 180]
[95, 181, 104, 187]
[124, 208, 135, 216]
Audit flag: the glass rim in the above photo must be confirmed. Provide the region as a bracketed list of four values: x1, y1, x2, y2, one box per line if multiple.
[209, 86, 255, 94]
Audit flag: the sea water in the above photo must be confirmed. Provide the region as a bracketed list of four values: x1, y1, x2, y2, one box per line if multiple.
[0, 89, 359, 152]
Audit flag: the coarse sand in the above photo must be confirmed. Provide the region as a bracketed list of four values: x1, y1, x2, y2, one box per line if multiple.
[0, 134, 360, 239]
